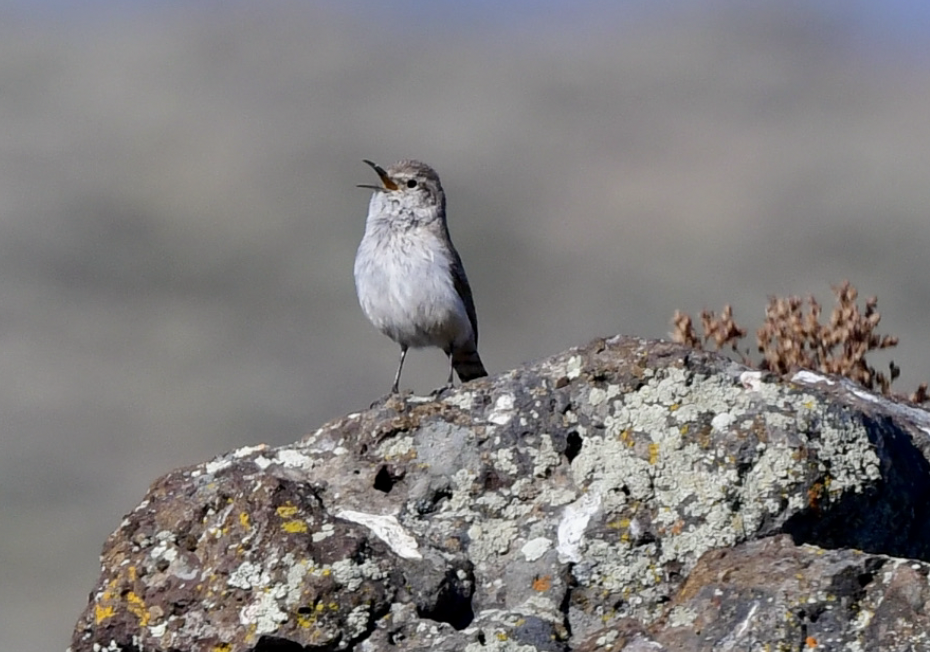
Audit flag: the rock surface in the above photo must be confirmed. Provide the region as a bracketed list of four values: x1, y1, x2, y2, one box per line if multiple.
[70, 336, 930, 651]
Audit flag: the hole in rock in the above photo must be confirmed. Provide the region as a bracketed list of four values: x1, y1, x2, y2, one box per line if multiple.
[253, 636, 307, 651]
[417, 568, 475, 631]
[374, 466, 395, 493]
[565, 431, 583, 462]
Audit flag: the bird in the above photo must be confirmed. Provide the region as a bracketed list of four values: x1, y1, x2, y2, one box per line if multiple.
[354, 159, 487, 394]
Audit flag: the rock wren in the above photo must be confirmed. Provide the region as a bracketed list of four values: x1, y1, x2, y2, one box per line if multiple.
[354, 159, 488, 393]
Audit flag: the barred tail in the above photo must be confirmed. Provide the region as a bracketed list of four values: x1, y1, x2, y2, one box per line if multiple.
[452, 346, 488, 382]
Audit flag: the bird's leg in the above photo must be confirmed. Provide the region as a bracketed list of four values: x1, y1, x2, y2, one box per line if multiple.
[446, 351, 455, 387]
[391, 346, 408, 394]
[427, 349, 456, 398]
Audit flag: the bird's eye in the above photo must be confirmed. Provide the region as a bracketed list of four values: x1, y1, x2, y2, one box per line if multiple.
[406, 179, 418, 188]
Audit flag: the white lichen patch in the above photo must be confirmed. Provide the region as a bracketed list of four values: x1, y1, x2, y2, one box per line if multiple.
[588, 386, 608, 407]
[234, 444, 268, 458]
[376, 435, 416, 460]
[468, 520, 519, 559]
[312, 523, 335, 543]
[566, 355, 584, 380]
[557, 492, 601, 563]
[253, 456, 274, 470]
[539, 485, 579, 507]
[476, 492, 509, 512]
[240, 590, 287, 634]
[521, 537, 552, 561]
[653, 449, 738, 527]
[443, 468, 481, 514]
[284, 557, 309, 606]
[150, 537, 178, 564]
[336, 511, 421, 560]
[711, 412, 735, 431]
[345, 604, 371, 639]
[464, 637, 538, 652]
[792, 370, 834, 386]
[488, 394, 516, 425]
[531, 435, 561, 478]
[666, 605, 698, 627]
[816, 421, 882, 491]
[329, 557, 385, 591]
[204, 458, 233, 475]
[147, 622, 167, 638]
[572, 434, 653, 506]
[491, 447, 518, 475]
[229, 561, 270, 590]
[517, 594, 561, 620]
[444, 392, 475, 411]
[500, 499, 534, 520]
[275, 449, 314, 469]
[739, 370, 767, 391]
[574, 538, 656, 595]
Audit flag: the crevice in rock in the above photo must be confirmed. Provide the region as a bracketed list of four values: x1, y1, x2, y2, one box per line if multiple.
[827, 557, 885, 610]
[414, 485, 452, 515]
[415, 566, 475, 631]
[558, 566, 576, 641]
[253, 637, 316, 651]
[783, 413, 930, 561]
[565, 431, 583, 463]
[386, 627, 406, 646]
[374, 465, 402, 493]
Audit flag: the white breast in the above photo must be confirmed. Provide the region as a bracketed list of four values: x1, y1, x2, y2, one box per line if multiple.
[354, 224, 473, 350]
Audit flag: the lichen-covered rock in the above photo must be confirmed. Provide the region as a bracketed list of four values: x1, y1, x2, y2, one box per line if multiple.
[651, 534, 930, 651]
[70, 336, 930, 651]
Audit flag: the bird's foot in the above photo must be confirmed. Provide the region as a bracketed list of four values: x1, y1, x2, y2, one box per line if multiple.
[429, 383, 455, 398]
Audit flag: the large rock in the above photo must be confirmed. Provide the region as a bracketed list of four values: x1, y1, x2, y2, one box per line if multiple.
[70, 336, 930, 651]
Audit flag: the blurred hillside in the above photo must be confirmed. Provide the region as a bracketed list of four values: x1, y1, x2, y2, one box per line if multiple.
[1, 2, 928, 649]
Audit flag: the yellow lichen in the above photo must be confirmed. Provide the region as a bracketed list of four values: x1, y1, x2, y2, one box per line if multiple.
[648, 443, 660, 465]
[282, 520, 308, 533]
[276, 504, 299, 518]
[126, 591, 150, 626]
[94, 603, 115, 624]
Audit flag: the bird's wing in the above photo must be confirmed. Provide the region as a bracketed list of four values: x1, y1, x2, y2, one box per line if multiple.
[450, 248, 479, 345]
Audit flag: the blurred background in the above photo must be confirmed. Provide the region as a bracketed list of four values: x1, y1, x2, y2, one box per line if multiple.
[1, 0, 929, 648]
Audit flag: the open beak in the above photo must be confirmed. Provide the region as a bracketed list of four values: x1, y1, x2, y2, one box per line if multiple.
[358, 159, 399, 191]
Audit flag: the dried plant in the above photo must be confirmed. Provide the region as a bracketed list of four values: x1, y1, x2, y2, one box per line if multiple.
[672, 306, 750, 364]
[671, 281, 926, 404]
